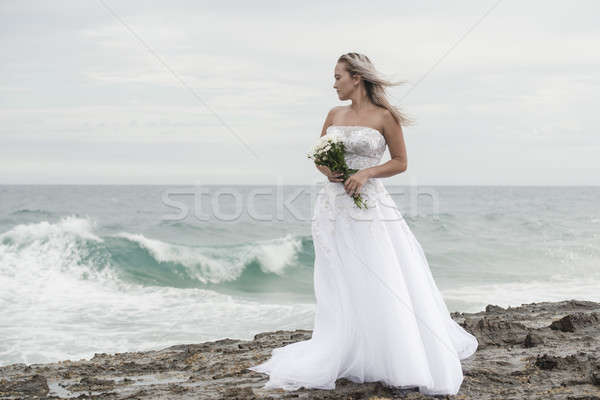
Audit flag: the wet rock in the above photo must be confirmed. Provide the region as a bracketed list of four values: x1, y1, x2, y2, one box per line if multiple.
[65, 375, 116, 391]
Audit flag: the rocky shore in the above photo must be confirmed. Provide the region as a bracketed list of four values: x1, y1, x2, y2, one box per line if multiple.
[1, 299, 599, 399]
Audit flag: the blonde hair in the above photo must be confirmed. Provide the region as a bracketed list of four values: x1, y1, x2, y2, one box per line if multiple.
[337, 52, 415, 126]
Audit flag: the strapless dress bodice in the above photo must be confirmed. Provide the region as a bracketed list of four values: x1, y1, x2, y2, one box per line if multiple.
[324, 125, 387, 170]
[316, 125, 389, 213]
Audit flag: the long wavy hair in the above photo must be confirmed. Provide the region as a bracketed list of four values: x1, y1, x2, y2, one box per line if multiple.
[337, 52, 414, 126]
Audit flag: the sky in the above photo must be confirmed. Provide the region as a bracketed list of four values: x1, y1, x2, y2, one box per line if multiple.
[1, 0, 599, 186]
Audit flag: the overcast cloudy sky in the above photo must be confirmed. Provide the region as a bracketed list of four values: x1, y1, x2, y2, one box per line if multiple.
[1, 0, 599, 185]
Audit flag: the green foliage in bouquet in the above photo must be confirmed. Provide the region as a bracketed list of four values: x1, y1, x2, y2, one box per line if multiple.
[307, 135, 369, 209]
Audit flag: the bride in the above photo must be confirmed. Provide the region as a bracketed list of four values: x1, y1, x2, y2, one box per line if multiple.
[248, 52, 478, 396]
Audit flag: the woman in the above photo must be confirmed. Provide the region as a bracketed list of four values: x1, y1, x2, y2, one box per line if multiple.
[248, 52, 478, 396]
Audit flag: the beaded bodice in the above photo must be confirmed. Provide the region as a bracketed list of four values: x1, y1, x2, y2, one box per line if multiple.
[314, 125, 390, 214]
[324, 125, 387, 169]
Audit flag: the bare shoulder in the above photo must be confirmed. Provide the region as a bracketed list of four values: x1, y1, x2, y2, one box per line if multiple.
[380, 107, 392, 119]
[326, 106, 346, 121]
[320, 106, 344, 136]
[329, 105, 345, 118]
[380, 107, 394, 124]
[381, 107, 402, 136]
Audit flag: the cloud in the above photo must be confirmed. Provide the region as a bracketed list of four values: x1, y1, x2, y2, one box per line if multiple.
[1, 0, 599, 184]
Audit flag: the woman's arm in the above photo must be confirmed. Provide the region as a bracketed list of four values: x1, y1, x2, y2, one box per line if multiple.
[364, 109, 407, 179]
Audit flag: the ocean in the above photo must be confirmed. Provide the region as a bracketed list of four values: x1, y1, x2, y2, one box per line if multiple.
[1, 184, 598, 367]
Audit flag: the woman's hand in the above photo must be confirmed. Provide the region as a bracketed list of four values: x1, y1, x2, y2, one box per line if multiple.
[316, 164, 344, 182]
[344, 169, 371, 196]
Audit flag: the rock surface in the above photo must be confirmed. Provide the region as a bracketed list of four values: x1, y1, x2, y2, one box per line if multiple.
[1, 299, 599, 399]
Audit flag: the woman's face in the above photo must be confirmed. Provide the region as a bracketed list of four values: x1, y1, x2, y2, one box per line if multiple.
[333, 62, 356, 101]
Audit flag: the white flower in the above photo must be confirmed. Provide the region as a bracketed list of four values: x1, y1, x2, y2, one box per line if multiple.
[309, 134, 342, 157]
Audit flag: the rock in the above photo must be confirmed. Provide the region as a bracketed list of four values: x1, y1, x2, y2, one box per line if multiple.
[1, 299, 599, 399]
[65, 375, 116, 392]
[0, 373, 49, 397]
[471, 316, 529, 347]
[524, 332, 544, 348]
[535, 354, 559, 370]
[485, 304, 506, 313]
[549, 312, 600, 332]
[590, 362, 600, 386]
[220, 386, 258, 399]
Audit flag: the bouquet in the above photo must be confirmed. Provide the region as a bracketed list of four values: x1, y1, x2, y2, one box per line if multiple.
[307, 135, 369, 209]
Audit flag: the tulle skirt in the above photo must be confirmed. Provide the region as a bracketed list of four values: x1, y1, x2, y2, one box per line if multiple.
[249, 180, 478, 395]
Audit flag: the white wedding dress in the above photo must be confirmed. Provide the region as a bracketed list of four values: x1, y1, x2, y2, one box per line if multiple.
[248, 125, 478, 395]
